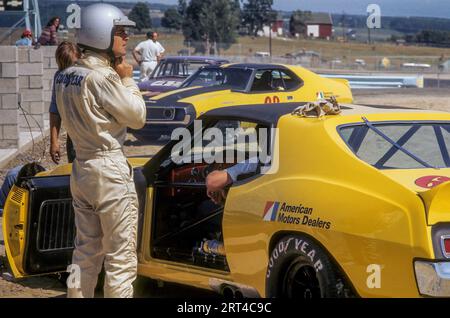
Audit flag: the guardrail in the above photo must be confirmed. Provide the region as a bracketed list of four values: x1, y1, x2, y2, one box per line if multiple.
[321, 74, 424, 89]
[133, 70, 424, 90]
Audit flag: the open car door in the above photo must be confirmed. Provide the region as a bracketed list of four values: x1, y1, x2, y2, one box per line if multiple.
[3, 163, 148, 279]
[3, 175, 74, 278]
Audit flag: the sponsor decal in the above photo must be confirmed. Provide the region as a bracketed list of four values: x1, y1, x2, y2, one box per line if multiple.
[263, 201, 331, 230]
[55, 72, 84, 87]
[266, 238, 324, 278]
[263, 201, 279, 221]
[152, 80, 182, 87]
[415, 175, 450, 189]
[106, 73, 121, 83]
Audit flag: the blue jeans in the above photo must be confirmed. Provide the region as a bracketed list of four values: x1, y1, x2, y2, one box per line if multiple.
[0, 165, 23, 216]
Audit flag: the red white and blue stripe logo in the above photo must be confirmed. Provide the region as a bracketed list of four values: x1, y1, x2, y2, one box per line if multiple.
[263, 201, 280, 222]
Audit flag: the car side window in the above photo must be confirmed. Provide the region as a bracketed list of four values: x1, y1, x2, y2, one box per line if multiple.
[251, 70, 275, 92]
[178, 120, 272, 180]
[250, 69, 302, 92]
[186, 62, 210, 76]
[189, 69, 223, 87]
[280, 70, 303, 90]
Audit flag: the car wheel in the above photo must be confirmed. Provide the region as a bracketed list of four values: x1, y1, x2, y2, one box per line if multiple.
[265, 234, 353, 298]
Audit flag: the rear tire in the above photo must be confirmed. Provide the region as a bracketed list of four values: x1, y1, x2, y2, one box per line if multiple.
[265, 234, 354, 298]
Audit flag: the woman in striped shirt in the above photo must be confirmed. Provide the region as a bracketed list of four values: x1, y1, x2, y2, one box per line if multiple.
[38, 16, 60, 46]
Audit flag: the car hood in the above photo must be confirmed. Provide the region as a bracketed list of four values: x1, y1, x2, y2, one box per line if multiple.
[148, 86, 231, 105]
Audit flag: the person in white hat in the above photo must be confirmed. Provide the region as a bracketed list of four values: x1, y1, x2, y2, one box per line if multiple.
[55, 3, 146, 298]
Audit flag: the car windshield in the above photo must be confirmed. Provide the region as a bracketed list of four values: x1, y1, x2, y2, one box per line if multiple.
[152, 61, 211, 78]
[339, 121, 450, 169]
[181, 67, 253, 90]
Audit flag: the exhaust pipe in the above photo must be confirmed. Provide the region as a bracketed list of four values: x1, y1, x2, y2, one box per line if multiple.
[210, 278, 260, 298]
[221, 285, 235, 298]
[221, 285, 245, 298]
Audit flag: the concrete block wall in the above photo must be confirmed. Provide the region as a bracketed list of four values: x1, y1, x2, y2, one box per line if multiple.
[18, 47, 44, 132]
[0, 45, 57, 149]
[0, 46, 19, 148]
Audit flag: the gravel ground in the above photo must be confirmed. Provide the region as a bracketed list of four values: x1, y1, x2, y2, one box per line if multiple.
[1, 88, 449, 298]
[354, 88, 450, 112]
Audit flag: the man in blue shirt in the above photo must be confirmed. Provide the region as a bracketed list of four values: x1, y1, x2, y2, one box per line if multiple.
[0, 165, 23, 216]
[15, 30, 33, 47]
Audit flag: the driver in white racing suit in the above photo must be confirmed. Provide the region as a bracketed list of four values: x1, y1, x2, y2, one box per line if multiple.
[55, 3, 146, 298]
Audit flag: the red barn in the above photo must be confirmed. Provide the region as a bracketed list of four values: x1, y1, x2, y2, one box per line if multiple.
[304, 13, 333, 39]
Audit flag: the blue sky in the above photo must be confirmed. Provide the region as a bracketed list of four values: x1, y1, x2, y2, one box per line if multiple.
[272, 0, 450, 18]
[147, 0, 450, 18]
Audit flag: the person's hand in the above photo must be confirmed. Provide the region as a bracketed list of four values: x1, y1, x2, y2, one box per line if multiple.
[207, 189, 226, 205]
[50, 141, 61, 165]
[114, 57, 133, 79]
[206, 170, 232, 204]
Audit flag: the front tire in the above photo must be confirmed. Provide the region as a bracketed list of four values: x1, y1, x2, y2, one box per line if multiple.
[265, 234, 353, 298]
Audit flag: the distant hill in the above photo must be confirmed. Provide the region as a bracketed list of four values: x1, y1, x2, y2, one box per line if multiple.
[278, 11, 450, 34]
[331, 14, 450, 34]
[0, 0, 175, 28]
[38, 0, 174, 27]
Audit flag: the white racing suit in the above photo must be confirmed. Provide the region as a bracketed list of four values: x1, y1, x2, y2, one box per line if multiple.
[139, 61, 157, 81]
[55, 51, 146, 298]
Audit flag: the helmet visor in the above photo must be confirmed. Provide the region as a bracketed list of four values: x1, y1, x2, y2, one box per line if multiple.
[113, 17, 136, 27]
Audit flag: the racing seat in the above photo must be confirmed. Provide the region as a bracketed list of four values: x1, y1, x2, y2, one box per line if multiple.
[252, 71, 273, 91]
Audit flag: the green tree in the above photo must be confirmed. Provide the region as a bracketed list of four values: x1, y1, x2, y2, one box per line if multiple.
[128, 2, 152, 32]
[241, 0, 276, 36]
[289, 10, 312, 37]
[162, 7, 183, 30]
[182, 0, 240, 54]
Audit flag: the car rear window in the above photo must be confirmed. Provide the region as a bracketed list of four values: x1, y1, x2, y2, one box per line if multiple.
[182, 68, 253, 90]
[339, 122, 450, 169]
[154, 61, 211, 77]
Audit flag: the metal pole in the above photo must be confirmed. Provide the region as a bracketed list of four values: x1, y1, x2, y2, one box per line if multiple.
[32, 0, 42, 39]
[438, 70, 441, 88]
[269, 21, 272, 61]
[24, 0, 31, 31]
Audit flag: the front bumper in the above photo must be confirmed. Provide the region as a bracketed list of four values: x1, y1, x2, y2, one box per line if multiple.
[415, 261, 450, 297]
[129, 103, 196, 141]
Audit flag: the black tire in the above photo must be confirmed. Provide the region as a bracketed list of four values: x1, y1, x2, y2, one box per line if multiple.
[266, 234, 353, 298]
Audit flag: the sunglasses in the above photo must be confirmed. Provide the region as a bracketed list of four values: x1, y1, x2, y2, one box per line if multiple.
[114, 28, 129, 38]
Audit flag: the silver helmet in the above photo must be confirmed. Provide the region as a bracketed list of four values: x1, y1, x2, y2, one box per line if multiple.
[76, 3, 135, 51]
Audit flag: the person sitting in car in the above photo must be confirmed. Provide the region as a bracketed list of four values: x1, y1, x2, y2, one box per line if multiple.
[206, 159, 259, 204]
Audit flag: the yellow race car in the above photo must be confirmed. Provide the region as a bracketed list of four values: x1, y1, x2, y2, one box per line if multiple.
[133, 63, 353, 141]
[3, 102, 450, 298]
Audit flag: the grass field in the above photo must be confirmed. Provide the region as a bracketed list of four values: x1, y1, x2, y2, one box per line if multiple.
[126, 32, 450, 70]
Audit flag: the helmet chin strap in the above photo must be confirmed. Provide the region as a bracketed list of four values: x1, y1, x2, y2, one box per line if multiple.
[108, 27, 117, 65]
